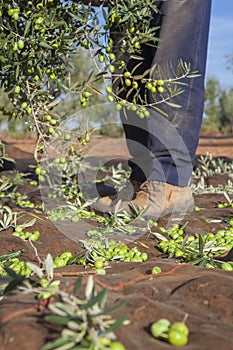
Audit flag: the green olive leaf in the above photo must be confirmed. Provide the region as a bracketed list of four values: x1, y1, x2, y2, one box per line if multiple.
[26, 262, 43, 279]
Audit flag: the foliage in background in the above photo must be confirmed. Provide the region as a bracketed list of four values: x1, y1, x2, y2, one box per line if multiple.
[204, 77, 233, 134]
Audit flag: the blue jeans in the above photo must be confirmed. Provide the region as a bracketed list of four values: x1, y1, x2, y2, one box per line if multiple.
[121, 0, 212, 186]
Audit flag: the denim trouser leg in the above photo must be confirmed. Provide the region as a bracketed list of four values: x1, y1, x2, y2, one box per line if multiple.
[121, 0, 212, 186]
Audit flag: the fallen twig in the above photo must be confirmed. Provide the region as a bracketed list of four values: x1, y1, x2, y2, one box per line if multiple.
[0, 298, 49, 324]
[94, 264, 186, 292]
[53, 270, 97, 277]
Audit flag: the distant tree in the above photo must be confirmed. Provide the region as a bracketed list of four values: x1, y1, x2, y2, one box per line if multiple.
[219, 89, 233, 133]
[204, 77, 221, 126]
[204, 77, 233, 134]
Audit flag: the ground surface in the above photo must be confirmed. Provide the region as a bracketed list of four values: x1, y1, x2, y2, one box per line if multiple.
[0, 136, 233, 350]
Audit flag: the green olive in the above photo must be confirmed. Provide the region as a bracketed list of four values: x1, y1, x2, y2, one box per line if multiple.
[84, 91, 91, 98]
[50, 119, 57, 126]
[50, 73, 56, 80]
[60, 251, 72, 259]
[221, 262, 233, 271]
[54, 257, 66, 268]
[14, 86, 21, 94]
[17, 40, 25, 49]
[170, 322, 189, 336]
[168, 330, 188, 346]
[109, 53, 115, 60]
[8, 9, 15, 16]
[35, 17, 44, 24]
[151, 266, 161, 274]
[108, 95, 114, 102]
[157, 79, 164, 86]
[124, 79, 131, 87]
[13, 13, 19, 21]
[35, 167, 41, 175]
[38, 174, 46, 182]
[94, 259, 104, 269]
[115, 103, 122, 111]
[150, 319, 170, 338]
[40, 278, 49, 288]
[157, 86, 164, 93]
[106, 86, 112, 94]
[109, 65, 115, 73]
[21, 102, 28, 109]
[48, 127, 55, 134]
[109, 341, 126, 350]
[129, 26, 135, 33]
[124, 71, 131, 78]
[134, 41, 140, 49]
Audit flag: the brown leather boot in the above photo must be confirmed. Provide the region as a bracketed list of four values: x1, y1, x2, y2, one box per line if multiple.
[92, 180, 194, 219]
[128, 181, 194, 217]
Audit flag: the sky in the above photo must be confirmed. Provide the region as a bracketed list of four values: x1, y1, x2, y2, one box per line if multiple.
[206, 0, 233, 90]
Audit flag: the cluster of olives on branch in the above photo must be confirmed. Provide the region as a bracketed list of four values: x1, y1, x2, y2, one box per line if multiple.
[217, 201, 233, 208]
[11, 192, 35, 208]
[150, 319, 189, 346]
[0, 257, 31, 277]
[13, 226, 40, 241]
[157, 221, 233, 270]
[53, 239, 148, 273]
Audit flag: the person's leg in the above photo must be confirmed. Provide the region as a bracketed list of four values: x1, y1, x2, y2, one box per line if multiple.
[94, 0, 212, 218]
[122, 0, 212, 187]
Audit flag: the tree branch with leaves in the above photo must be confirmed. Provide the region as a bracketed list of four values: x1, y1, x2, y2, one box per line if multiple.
[0, 0, 197, 158]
